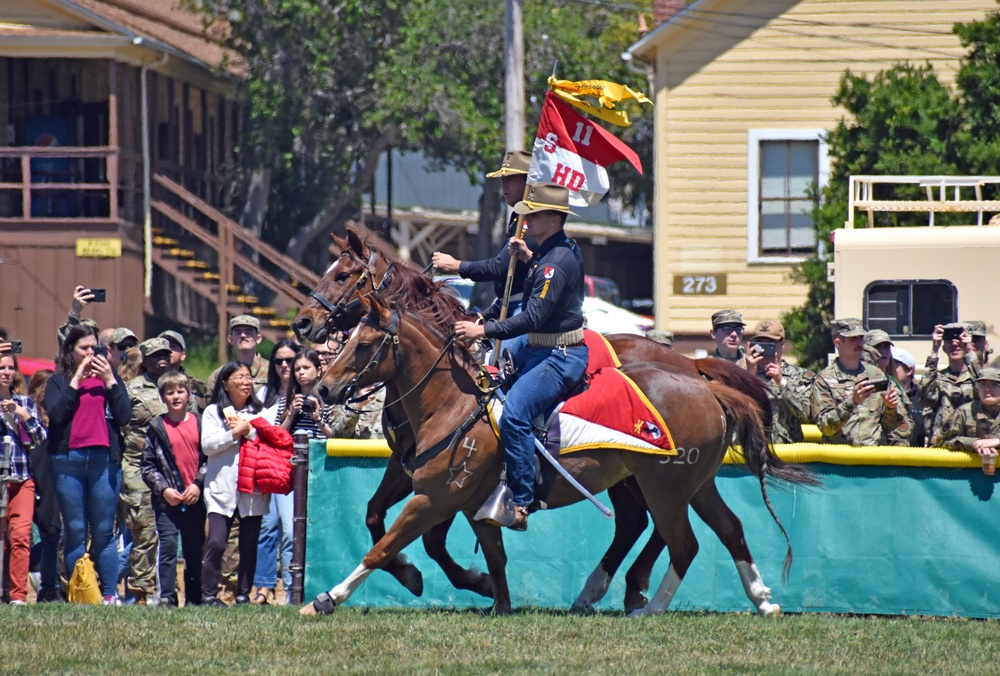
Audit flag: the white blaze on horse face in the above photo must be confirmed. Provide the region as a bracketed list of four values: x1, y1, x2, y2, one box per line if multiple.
[737, 561, 780, 617]
[628, 564, 681, 617]
[325, 261, 337, 276]
[329, 563, 374, 605]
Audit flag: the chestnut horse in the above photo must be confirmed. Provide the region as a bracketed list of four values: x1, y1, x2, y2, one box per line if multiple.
[294, 225, 815, 612]
[302, 292, 800, 616]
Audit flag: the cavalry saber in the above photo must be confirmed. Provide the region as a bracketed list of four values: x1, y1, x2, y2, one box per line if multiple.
[534, 438, 614, 519]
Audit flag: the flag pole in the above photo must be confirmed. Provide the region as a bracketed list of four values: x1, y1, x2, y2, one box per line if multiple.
[489, 62, 559, 366]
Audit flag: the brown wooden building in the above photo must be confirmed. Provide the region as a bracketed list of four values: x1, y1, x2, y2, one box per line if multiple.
[0, 0, 248, 358]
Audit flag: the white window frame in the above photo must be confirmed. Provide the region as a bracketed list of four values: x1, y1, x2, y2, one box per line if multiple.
[746, 129, 830, 264]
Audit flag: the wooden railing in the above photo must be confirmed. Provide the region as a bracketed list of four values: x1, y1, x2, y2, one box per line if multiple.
[0, 146, 118, 222]
[152, 173, 320, 361]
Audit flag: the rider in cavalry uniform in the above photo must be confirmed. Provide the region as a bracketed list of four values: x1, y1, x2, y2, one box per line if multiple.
[454, 182, 588, 531]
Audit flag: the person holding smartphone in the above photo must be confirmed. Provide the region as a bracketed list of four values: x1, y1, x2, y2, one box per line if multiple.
[811, 318, 902, 446]
[44, 323, 131, 605]
[743, 320, 815, 444]
[56, 285, 104, 349]
[920, 322, 979, 445]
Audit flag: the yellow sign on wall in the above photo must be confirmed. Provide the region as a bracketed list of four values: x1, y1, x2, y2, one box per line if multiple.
[76, 238, 121, 258]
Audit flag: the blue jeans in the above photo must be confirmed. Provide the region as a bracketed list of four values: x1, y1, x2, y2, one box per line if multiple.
[500, 344, 589, 506]
[253, 491, 294, 590]
[50, 447, 122, 597]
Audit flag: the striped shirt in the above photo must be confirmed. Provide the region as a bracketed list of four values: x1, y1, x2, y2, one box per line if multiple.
[275, 396, 332, 440]
[0, 394, 47, 480]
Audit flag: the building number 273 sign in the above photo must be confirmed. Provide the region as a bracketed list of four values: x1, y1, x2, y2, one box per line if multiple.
[672, 274, 727, 296]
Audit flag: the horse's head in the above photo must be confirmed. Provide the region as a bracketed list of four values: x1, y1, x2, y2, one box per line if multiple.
[317, 293, 399, 406]
[292, 228, 394, 342]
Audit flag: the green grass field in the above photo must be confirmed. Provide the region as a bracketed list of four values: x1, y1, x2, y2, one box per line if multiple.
[2, 605, 997, 673]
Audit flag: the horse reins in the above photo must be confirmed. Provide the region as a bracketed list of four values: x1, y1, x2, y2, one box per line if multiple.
[309, 249, 395, 333]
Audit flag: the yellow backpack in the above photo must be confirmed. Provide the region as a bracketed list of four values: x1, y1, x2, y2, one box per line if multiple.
[68, 553, 103, 605]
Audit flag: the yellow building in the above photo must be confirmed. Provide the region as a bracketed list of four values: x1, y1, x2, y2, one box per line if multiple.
[628, 0, 996, 351]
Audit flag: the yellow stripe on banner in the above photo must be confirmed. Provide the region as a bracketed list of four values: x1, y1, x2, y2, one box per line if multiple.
[724, 444, 981, 468]
[616, 371, 677, 454]
[326, 439, 393, 458]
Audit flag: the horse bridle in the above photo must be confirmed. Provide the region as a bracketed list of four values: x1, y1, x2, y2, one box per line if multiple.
[308, 249, 395, 333]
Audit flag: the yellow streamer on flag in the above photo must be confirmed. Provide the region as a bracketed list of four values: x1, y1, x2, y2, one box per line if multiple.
[547, 76, 652, 127]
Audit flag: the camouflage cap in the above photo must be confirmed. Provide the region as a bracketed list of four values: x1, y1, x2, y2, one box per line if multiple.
[864, 329, 893, 347]
[645, 329, 674, 346]
[485, 150, 532, 179]
[139, 337, 172, 358]
[830, 317, 865, 338]
[711, 309, 745, 328]
[976, 367, 1000, 383]
[965, 320, 987, 337]
[749, 319, 784, 340]
[111, 327, 138, 345]
[229, 315, 261, 332]
[159, 330, 186, 351]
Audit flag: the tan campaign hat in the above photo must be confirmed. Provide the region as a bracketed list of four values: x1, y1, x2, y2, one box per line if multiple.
[111, 327, 138, 346]
[159, 330, 186, 351]
[976, 367, 1000, 383]
[711, 309, 745, 328]
[229, 315, 261, 332]
[749, 319, 784, 340]
[513, 182, 578, 216]
[864, 329, 893, 347]
[139, 337, 172, 358]
[831, 317, 865, 337]
[485, 150, 532, 179]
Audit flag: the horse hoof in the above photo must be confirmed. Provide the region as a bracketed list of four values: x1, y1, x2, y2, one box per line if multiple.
[397, 565, 424, 597]
[623, 593, 648, 615]
[490, 602, 513, 616]
[301, 592, 337, 616]
[759, 602, 781, 618]
[626, 607, 648, 618]
[570, 602, 595, 616]
[299, 602, 318, 616]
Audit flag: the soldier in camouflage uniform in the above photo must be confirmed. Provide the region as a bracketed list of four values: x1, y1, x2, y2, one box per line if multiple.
[204, 315, 270, 395]
[122, 337, 195, 604]
[889, 346, 926, 446]
[159, 330, 209, 412]
[920, 322, 980, 445]
[811, 318, 902, 445]
[709, 309, 746, 367]
[862, 330, 914, 446]
[645, 329, 674, 347]
[329, 387, 385, 439]
[934, 368, 1000, 457]
[743, 319, 814, 444]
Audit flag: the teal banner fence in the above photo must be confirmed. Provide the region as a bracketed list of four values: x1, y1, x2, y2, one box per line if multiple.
[305, 440, 1000, 617]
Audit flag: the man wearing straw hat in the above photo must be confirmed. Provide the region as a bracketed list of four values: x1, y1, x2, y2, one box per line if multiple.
[431, 150, 534, 320]
[455, 182, 588, 531]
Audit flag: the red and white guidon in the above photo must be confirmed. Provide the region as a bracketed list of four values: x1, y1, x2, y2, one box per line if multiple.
[528, 91, 642, 208]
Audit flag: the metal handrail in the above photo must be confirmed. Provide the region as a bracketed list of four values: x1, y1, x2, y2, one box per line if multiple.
[847, 175, 1000, 228]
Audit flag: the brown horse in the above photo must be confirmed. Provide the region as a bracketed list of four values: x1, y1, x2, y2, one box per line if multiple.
[294, 225, 815, 612]
[302, 291, 801, 616]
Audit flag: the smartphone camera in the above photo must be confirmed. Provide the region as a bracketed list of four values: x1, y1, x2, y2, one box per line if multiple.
[90, 288, 107, 303]
[94, 345, 108, 359]
[942, 327, 963, 342]
[8, 340, 22, 355]
[749, 341, 778, 357]
[870, 378, 891, 393]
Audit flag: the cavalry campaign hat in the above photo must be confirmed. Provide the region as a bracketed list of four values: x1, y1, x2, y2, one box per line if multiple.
[513, 182, 578, 216]
[139, 337, 172, 358]
[831, 317, 865, 338]
[749, 319, 784, 340]
[711, 310, 744, 328]
[864, 329, 893, 347]
[229, 315, 261, 332]
[159, 330, 186, 351]
[486, 150, 532, 179]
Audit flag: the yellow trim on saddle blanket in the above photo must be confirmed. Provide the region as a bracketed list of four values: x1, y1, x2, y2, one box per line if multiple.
[586, 329, 622, 368]
[616, 370, 676, 453]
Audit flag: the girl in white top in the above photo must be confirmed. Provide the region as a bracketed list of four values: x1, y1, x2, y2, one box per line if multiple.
[200, 361, 273, 606]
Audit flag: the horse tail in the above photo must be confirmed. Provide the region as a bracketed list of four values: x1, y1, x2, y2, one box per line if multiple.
[695, 358, 819, 488]
[706, 380, 799, 583]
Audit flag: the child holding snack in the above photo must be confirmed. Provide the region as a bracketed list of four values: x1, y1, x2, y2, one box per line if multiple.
[139, 371, 206, 606]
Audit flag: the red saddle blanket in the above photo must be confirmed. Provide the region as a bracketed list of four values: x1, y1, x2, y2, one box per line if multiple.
[560, 331, 674, 452]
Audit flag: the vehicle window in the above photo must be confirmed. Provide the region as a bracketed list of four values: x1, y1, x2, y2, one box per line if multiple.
[864, 280, 957, 338]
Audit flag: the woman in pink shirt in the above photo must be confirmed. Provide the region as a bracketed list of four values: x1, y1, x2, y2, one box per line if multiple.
[44, 324, 131, 605]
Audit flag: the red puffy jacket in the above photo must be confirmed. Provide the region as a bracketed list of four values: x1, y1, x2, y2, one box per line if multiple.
[236, 418, 294, 495]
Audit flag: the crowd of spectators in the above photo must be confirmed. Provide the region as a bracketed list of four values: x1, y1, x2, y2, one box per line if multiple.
[700, 310, 1000, 469]
[0, 285, 382, 607]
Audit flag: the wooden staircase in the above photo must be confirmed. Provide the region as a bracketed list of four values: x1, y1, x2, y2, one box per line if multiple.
[149, 174, 319, 360]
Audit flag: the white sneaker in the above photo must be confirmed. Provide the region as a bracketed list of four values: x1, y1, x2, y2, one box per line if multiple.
[103, 594, 122, 606]
[9, 599, 27, 606]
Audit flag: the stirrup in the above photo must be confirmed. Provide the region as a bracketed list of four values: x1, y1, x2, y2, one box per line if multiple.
[473, 482, 517, 527]
[498, 348, 518, 393]
[311, 591, 337, 615]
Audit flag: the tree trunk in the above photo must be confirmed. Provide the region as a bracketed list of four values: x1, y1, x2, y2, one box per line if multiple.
[470, 179, 504, 309]
[285, 125, 401, 265]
